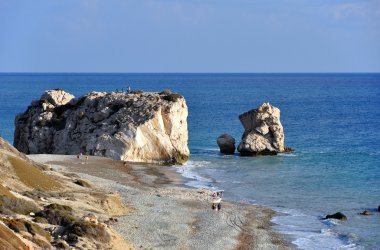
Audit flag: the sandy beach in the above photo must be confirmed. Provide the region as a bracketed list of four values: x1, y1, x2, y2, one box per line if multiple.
[28, 154, 293, 250]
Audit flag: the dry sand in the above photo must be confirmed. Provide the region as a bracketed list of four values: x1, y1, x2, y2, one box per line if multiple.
[29, 154, 294, 250]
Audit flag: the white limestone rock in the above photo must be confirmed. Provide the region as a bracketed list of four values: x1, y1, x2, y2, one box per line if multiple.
[40, 89, 75, 106]
[14, 90, 189, 164]
[237, 102, 290, 155]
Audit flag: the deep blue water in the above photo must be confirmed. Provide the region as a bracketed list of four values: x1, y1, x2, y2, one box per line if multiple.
[1, 73, 379, 249]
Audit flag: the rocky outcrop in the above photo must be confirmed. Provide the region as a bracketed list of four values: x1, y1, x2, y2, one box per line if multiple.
[358, 210, 372, 216]
[14, 89, 189, 164]
[237, 102, 290, 156]
[325, 212, 347, 221]
[217, 134, 236, 154]
[0, 136, 132, 249]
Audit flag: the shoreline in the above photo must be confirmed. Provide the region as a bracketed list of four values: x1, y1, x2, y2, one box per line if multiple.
[28, 154, 294, 250]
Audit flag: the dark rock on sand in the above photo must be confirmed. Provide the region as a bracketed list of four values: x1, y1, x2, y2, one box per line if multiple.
[325, 212, 347, 221]
[217, 134, 236, 154]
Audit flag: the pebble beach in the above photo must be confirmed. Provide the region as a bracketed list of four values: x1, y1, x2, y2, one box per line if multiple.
[29, 154, 293, 250]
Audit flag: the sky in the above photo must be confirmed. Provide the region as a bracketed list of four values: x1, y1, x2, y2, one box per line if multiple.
[0, 0, 379, 73]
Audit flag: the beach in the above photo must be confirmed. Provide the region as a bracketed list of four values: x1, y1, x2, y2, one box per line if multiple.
[28, 154, 293, 250]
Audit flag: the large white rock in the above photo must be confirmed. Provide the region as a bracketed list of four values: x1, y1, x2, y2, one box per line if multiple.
[237, 102, 288, 155]
[14, 90, 189, 164]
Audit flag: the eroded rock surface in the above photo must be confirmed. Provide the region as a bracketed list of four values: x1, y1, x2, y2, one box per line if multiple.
[14, 89, 189, 164]
[217, 134, 236, 154]
[237, 102, 289, 155]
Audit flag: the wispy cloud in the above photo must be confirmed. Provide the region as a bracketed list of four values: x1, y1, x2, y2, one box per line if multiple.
[334, 3, 360, 19]
[334, 0, 380, 19]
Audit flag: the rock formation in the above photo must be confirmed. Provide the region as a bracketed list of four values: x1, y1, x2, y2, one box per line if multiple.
[358, 210, 372, 216]
[217, 134, 236, 154]
[237, 102, 290, 156]
[0, 136, 132, 249]
[325, 212, 347, 221]
[14, 89, 189, 164]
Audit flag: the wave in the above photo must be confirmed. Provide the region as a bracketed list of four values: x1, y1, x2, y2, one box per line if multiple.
[176, 160, 216, 189]
[178, 159, 365, 250]
[272, 208, 361, 250]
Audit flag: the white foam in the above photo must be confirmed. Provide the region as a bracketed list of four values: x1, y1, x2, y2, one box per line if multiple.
[271, 208, 359, 250]
[277, 153, 297, 157]
[177, 160, 214, 189]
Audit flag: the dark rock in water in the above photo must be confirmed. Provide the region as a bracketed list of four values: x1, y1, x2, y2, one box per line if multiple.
[217, 134, 236, 154]
[325, 212, 347, 221]
[378, 205, 380, 212]
[358, 210, 372, 216]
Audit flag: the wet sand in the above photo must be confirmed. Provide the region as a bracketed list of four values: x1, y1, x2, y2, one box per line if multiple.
[29, 154, 294, 250]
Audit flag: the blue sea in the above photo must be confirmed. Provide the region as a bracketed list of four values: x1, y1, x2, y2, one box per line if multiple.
[0, 73, 379, 249]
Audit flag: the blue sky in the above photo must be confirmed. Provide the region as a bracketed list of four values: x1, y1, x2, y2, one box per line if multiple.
[0, 0, 379, 72]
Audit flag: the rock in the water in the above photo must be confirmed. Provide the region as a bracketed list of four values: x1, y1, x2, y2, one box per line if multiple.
[217, 134, 236, 154]
[378, 205, 380, 212]
[237, 102, 290, 156]
[14, 89, 189, 165]
[358, 210, 372, 216]
[325, 212, 347, 221]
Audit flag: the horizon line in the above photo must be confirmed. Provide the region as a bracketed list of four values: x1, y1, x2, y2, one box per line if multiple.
[0, 72, 380, 74]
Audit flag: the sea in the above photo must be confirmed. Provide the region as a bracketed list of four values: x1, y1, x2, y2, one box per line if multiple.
[0, 73, 379, 249]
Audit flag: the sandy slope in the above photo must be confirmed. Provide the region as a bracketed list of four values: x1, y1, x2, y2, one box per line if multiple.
[0, 137, 133, 250]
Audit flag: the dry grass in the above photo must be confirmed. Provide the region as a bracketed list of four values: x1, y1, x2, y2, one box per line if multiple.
[0, 183, 14, 198]
[3, 218, 52, 248]
[0, 222, 27, 250]
[35, 203, 77, 227]
[8, 156, 61, 190]
[66, 221, 111, 243]
[0, 196, 39, 215]
[101, 194, 130, 216]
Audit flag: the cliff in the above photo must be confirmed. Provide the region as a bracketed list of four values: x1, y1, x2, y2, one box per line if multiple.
[14, 89, 189, 164]
[0, 137, 132, 249]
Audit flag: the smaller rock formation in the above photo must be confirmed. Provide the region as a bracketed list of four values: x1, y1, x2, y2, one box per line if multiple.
[378, 205, 380, 212]
[237, 102, 291, 156]
[325, 212, 347, 221]
[358, 210, 372, 216]
[217, 134, 236, 154]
